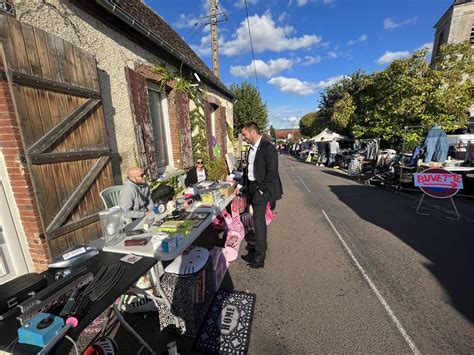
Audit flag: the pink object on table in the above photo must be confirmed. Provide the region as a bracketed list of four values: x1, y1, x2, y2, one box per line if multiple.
[222, 209, 245, 262]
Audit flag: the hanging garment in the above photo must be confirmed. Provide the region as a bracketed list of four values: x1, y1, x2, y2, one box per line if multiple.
[422, 126, 449, 163]
[366, 141, 377, 160]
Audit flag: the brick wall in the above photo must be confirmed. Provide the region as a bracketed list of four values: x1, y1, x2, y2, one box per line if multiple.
[0, 55, 49, 271]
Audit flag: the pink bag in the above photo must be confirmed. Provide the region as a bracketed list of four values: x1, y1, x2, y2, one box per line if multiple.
[222, 209, 245, 262]
[233, 195, 247, 214]
[265, 203, 277, 225]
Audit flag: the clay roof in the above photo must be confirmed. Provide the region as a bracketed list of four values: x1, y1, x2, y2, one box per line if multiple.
[275, 129, 301, 140]
[113, 0, 210, 76]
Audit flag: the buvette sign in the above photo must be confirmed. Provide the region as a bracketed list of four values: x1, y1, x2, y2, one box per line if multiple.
[414, 168, 463, 198]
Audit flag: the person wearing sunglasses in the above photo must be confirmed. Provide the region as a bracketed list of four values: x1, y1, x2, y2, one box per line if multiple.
[119, 167, 154, 220]
[184, 158, 208, 187]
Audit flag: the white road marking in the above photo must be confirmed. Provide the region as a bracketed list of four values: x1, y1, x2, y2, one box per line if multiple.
[290, 165, 295, 172]
[297, 176, 311, 193]
[322, 209, 420, 355]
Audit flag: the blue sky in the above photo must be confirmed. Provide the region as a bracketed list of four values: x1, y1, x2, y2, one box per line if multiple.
[147, 0, 452, 129]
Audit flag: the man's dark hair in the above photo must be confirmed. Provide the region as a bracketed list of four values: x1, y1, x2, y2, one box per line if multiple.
[243, 122, 260, 134]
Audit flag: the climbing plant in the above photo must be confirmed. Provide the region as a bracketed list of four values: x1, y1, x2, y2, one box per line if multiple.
[152, 65, 228, 184]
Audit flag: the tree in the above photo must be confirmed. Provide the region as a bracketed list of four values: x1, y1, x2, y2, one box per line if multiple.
[299, 112, 317, 137]
[230, 81, 268, 135]
[317, 42, 474, 150]
[269, 124, 276, 139]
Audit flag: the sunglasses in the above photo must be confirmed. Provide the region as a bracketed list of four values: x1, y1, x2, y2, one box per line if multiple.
[196, 161, 203, 164]
[139, 173, 146, 177]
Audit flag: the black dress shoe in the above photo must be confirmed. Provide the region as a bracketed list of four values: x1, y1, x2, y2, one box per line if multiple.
[247, 260, 265, 269]
[241, 253, 255, 263]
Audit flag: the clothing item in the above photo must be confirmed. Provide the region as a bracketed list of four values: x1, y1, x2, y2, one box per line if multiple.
[329, 140, 339, 154]
[409, 146, 422, 167]
[247, 137, 262, 181]
[185, 167, 208, 187]
[119, 178, 154, 219]
[197, 169, 206, 183]
[366, 141, 377, 160]
[422, 126, 449, 163]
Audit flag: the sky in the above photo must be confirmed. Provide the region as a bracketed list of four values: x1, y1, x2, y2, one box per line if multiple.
[146, 0, 453, 129]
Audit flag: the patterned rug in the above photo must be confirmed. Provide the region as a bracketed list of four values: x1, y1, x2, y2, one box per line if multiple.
[193, 289, 256, 354]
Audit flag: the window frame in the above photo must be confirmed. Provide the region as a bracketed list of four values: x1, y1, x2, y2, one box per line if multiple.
[146, 82, 173, 172]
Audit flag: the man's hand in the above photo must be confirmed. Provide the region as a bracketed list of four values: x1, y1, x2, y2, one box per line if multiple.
[234, 186, 241, 196]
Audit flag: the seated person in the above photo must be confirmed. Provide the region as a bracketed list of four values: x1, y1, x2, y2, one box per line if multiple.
[119, 167, 153, 220]
[184, 158, 208, 187]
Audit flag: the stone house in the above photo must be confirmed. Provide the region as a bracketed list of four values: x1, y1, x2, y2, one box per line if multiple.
[0, 0, 234, 276]
[432, 0, 474, 124]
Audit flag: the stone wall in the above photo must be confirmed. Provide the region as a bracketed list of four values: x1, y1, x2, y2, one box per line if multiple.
[14, 0, 233, 181]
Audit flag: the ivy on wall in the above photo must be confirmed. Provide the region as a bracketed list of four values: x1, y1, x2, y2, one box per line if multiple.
[150, 65, 228, 188]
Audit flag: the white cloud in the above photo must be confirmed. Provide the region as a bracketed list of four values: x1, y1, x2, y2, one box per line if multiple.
[217, 13, 321, 56]
[314, 75, 347, 89]
[384, 17, 418, 31]
[234, 0, 258, 9]
[376, 42, 434, 65]
[322, 0, 334, 4]
[268, 74, 346, 96]
[230, 58, 294, 78]
[300, 55, 322, 66]
[376, 51, 411, 65]
[278, 11, 287, 22]
[328, 51, 338, 59]
[268, 76, 316, 96]
[417, 42, 433, 53]
[269, 105, 309, 129]
[297, 0, 309, 6]
[347, 34, 367, 46]
[174, 14, 199, 29]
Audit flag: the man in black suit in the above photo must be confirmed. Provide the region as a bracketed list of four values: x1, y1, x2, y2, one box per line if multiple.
[236, 122, 283, 269]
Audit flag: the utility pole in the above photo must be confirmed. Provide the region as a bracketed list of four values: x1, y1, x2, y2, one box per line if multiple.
[210, 0, 220, 78]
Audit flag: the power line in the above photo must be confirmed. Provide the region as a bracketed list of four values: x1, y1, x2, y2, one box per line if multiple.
[187, 22, 207, 43]
[183, 20, 200, 41]
[244, 0, 260, 93]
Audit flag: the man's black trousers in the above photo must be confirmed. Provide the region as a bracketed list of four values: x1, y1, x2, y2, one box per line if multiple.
[248, 181, 267, 261]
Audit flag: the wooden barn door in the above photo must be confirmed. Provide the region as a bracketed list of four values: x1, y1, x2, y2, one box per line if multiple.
[0, 16, 113, 258]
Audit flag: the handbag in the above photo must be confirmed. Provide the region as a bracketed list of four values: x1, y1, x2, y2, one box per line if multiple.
[233, 195, 247, 214]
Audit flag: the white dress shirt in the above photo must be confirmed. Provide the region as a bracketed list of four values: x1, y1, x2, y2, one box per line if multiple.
[247, 137, 262, 181]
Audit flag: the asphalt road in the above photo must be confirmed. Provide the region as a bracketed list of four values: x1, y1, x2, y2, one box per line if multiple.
[231, 155, 474, 354]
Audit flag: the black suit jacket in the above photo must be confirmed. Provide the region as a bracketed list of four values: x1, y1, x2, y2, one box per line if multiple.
[184, 167, 208, 187]
[242, 138, 283, 202]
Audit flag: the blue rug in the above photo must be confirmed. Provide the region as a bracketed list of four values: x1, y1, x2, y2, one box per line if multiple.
[193, 289, 256, 354]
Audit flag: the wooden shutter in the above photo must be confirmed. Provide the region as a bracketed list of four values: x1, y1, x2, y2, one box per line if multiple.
[219, 106, 227, 156]
[203, 100, 213, 159]
[124, 67, 159, 178]
[175, 90, 193, 167]
[0, 16, 114, 257]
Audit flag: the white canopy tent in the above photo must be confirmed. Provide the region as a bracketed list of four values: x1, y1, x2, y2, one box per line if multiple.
[309, 128, 347, 142]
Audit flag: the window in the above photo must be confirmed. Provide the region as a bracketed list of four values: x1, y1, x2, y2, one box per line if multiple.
[210, 103, 218, 139]
[470, 26, 474, 45]
[147, 83, 172, 171]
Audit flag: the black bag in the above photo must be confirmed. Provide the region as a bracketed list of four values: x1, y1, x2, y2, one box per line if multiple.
[151, 184, 173, 204]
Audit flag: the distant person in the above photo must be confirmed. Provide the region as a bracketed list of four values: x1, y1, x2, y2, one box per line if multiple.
[329, 139, 340, 167]
[317, 138, 326, 166]
[185, 158, 208, 187]
[119, 167, 153, 220]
